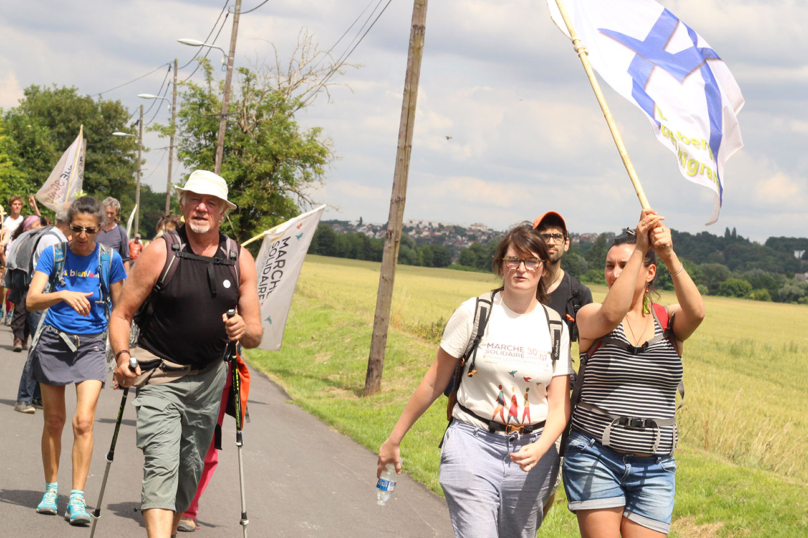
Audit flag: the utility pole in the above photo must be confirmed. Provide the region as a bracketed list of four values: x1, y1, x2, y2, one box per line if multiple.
[166, 58, 178, 215]
[214, 0, 242, 175]
[364, 0, 429, 397]
[135, 104, 143, 235]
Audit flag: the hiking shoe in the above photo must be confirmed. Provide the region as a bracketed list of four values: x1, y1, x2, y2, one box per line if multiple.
[32, 398, 44, 410]
[13, 338, 23, 352]
[14, 400, 35, 414]
[177, 517, 197, 532]
[65, 495, 91, 526]
[36, 488, 59, 515]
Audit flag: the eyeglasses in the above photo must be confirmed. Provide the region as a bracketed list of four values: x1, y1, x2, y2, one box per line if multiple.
[503, 257, 543, 271]
[539, 232, 565, 243]
[70, 225, 98, 235]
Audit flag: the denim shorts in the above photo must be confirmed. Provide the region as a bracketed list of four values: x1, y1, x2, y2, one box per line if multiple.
[562, 429, 676, 534]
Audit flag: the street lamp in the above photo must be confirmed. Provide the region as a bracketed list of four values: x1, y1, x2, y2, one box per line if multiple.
[177, 38, 227, 69]
[138, 93, 172, 111]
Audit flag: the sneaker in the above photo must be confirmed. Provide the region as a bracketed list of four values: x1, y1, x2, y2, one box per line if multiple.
[13, 338, 22, 352]
[177, 517, 197, 532]
[65, 495, 91, 526]
[4, 312, 11, 325]
[14, 401, 35, 414]
[32, 398, 44, 410]
[36, 488, 58, 515]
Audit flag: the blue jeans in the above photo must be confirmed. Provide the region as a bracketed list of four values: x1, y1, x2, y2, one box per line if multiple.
[562, 429, 676, 534]
[439, 420, 559, 538]
[16, 308, 42, 403]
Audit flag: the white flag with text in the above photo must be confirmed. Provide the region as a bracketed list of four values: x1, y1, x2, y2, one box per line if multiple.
[547, 0, 744, 224]
[37, 127, 86, 212]
[255, 205, 326, 351]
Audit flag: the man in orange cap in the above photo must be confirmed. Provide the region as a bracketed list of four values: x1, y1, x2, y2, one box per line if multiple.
[532, 211, 592, 342]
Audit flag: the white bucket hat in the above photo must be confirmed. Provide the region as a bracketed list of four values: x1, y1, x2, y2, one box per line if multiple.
[176, 170, 237, 211]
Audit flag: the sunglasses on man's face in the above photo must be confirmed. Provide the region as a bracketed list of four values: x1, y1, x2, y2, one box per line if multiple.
[539, 232, 565, 243]
[70, 225, 98, 235]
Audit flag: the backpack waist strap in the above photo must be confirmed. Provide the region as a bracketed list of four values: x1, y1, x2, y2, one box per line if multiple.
[577, 401, 677, 455]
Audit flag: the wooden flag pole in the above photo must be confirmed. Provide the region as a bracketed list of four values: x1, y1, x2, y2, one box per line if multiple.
[553, 0, 650, 209]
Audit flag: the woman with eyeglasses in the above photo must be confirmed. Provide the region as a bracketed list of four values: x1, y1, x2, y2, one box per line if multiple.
[26, 197, 127, 526]
[378, 223, 572, 537]
[562, 209, 705, 537]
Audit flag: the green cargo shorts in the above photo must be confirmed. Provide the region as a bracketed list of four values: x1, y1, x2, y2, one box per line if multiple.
[134, 360, 227, 513]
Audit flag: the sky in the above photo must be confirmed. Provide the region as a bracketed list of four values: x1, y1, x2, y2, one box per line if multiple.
[1, 0, 806, 242]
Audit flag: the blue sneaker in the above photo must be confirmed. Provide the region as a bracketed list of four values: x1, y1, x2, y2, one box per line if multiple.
[36, 488, 58, 515]
[65, 495, 91, 526]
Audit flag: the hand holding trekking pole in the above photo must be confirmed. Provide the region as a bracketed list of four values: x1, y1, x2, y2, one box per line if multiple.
[89, 356, 138, 538]
[113, 350, 142, 389]
[223, 308, 246, 342]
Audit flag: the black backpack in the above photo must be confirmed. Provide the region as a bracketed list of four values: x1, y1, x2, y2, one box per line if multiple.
[133, 228, 241, 333]
[2, 226, 60, 303]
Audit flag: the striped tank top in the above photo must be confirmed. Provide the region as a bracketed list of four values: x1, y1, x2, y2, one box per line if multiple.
[571, 319, 682, 454]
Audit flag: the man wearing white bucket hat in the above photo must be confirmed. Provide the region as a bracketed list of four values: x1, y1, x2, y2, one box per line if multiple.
[110, 170, 263, 538]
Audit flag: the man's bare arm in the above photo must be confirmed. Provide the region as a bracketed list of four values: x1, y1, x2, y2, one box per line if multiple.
[236, 246, 263, 349]
[109, 239, 166, 360]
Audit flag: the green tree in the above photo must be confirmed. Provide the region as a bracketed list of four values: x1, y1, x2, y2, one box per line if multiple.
[3, 85, 138, 199]
[0, 117, 30, 205]
[585, 233, 608, 271]
[431, 245, 452, 268]
[157, 32, 353, 244]
[718, 278, 753, 298]
[699, 263, 731, 295]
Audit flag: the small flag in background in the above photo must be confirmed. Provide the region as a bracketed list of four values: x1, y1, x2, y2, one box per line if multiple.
[255, 205, 326, 351]
[37, 127, 86, 212]
[547, 0, 744, 224]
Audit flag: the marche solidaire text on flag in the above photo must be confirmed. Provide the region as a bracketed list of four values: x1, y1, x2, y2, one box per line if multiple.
[253, 205, 326, 351]
[548, 0, 744, 224]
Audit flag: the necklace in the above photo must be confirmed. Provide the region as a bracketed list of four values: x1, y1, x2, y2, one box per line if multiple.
[624, 313, 650, 347]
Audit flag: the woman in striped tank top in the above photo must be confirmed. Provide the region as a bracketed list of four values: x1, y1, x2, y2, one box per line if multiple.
[562, 209, 705, 537]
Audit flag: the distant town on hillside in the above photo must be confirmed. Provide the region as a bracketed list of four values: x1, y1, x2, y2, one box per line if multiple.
[308, 218, 808, 305]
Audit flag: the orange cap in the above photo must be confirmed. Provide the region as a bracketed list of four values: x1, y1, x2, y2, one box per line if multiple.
[533, 211, 567, 233]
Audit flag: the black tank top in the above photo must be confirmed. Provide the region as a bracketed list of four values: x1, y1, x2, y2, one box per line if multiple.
[139, 226, 240, 367]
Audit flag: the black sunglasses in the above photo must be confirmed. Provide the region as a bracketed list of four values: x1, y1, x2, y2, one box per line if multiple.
[70, 225, 98, 235]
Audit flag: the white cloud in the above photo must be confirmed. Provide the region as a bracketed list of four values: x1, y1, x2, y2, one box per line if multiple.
[0, 68, 24, 109]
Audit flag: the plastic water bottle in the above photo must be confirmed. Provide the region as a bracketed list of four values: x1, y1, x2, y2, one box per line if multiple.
[376, 464, 397, 506]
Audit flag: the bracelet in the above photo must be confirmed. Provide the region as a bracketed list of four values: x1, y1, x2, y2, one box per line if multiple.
[115, 349, 131, 361]
[671, 263, 685, 277]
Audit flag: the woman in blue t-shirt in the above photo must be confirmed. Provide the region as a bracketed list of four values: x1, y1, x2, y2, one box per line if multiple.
[26, 196, 127, 526]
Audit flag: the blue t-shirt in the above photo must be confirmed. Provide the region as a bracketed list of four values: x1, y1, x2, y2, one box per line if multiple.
[35, 244, 127, 334]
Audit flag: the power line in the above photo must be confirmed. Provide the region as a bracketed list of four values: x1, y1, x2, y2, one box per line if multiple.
[145, 78, 173, 126]
[296, 0, 394, 112]
[239, 0, 269, 15]
[93, 62, 171, 97]
[179, 0, 231, 70]
[139, 66, 172, 121]
[183, 11, 231, 83]
[309, 0, 377, 73]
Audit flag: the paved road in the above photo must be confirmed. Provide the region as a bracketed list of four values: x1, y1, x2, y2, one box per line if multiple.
[0, 323, 454, 537]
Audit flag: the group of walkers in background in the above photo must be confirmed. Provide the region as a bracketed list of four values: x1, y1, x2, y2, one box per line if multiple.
[0, 171, 262, 538]
[379, 208, 705, 538]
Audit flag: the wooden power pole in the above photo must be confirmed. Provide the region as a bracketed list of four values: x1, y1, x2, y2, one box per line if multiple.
[214, 0, 242, 175]
[166, 58, 177, 215]
[134, 104, 143, 235]
[364, 0, 429, 397]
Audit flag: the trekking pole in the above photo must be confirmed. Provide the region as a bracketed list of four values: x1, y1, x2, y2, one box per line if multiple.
[89, 356, 138, 538]
[226, 309, 249, 537]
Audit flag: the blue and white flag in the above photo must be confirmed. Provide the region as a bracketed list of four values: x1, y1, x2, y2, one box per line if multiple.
[548, 0, 744, 224]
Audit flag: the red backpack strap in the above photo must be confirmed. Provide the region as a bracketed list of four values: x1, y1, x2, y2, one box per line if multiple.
[651, 303, 678, 353]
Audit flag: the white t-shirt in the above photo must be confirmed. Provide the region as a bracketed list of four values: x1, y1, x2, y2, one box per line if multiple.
[441, 293, 572, 431]
[2, 215, 24, 254]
